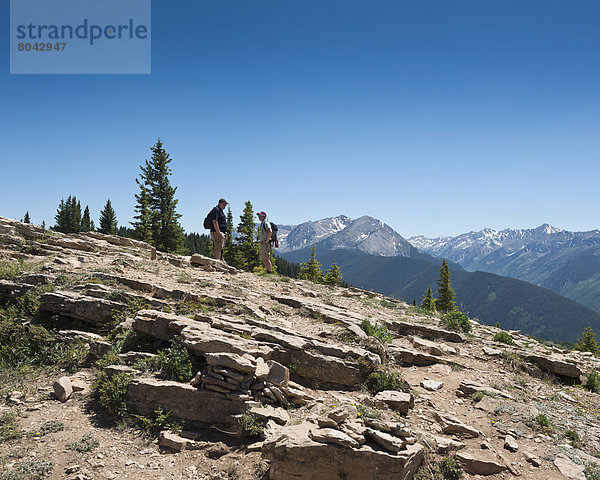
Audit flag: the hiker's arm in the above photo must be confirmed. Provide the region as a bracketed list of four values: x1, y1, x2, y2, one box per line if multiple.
[212, 219, 221, 234]
[264, 229, 272, 244]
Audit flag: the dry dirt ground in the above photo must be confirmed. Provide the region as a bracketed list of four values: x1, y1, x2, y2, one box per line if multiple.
[2, 222, 600, 480]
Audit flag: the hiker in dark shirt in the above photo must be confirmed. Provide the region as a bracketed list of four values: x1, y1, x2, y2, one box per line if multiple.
[209, 198, 228, 260]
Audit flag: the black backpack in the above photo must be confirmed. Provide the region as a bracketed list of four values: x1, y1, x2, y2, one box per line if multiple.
[267, 222, 279, 246]
[203, 209, 214, 230]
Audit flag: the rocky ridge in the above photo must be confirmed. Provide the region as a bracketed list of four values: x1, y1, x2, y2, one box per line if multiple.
[1, 215, 600, 480]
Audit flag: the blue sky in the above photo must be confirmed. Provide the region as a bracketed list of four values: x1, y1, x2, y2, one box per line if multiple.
[1, 0, 599, 237]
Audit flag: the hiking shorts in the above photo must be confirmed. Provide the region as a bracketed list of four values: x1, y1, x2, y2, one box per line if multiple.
[211, 231, 226, 250]
[259, 242, 271, 262]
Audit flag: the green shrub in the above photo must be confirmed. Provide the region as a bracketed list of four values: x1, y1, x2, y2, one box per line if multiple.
[493, 331, 515, 345]
[501, 351, 526, 372]
[440, 312, 471, 334]
[240, 412, 265, 437]
[67, 434, 99, 453]
[585, 371, 600, 393]
[92, 371, 132, 416]
[155, 338, 194, 382]
[576, 326, 599, 356]
[355, 403, 383, 419]
[364, 369, 406, 394]
[359, 318, 393, 343]
[565, 429, 581, 447]
[134, 408, 181, 436]
[471, 391, 485, 403]
[439, 455, 462, 480]
[36, 420, 64, 437]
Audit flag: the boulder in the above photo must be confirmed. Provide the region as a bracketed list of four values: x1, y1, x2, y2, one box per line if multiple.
[482, 346, 501, 356]
[523, 451, 541, 467]
[159, 431, 193, 452]
[266, 360, 290, 387]
[524, 354, 582, 379]
[328, 405, 358, 424]
[53, 376, 73, 402]
[374, 391, 414, 415]
[411, 337, 443, 356]
[433, 412, 479, 438]
[553, 454, 585, 480]
[205, 352, 257, 375]
[429, 435, 465, 454]
[456, 452, 507, 475]
[390, 346, 442, 366]
[387, 320, 465, 343]
[40, 291, 125, 326]
[504, 434, 518, 452]
[364, 428, 406, 453]
[262, 422, 424, 480]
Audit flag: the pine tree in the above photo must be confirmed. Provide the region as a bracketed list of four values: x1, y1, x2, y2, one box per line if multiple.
[133, 139, 184, 252]
[223, 207, 243, 268]
[575, 326, 599, 355]
[23, 212, 31, 224]
[236, 201, 259, 271]
[54, 195, 82, 233]
[41, 221, 46, 230]
[80, 206, 93, 232]
[131, 180, 152, 243]
[299, 245, 324, 283]
[412, 298, 417, 307]
[435, 259, 456, 313]
[324, 261, 343, 286]
[420, 285, 436, 311]
[184, 232, 212, 257]
[98, 199, 118, 235]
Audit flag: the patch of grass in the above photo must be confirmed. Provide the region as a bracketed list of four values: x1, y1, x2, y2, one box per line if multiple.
[0, 411, 23, 444]
[440, 312, 471, 334]
[355, 403, 383, 419]
[585, 462, 600, 480]
[0, 460, 54, 480]
[526, 413, 553, 433]
[175, 300, 210, 316]
[439, 455, 462, 480]
[492, 331, 515, 345]
[501, 350, 526, 372]
[92, 371, 133, 417]
[34, 420, 64, 437]
[240, 412, 265, 437]
[0, 261, 22, 281]
[364, 369, 406, 395]
[585, 371, 600, 393]
[176, 272, 192, 284]
[67, 433, 99, 453]
[359, 318, 393, 343]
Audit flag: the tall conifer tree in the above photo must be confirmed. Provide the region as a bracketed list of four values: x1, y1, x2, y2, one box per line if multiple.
[435, 259, 456, 313]
[223, 207, 243, 268]
[299, 245, 324, 283]
[131, 181, 152, 243]
[54, 195, 82, 233]
[81, 206, 93, 232]
[236, 201, 259, 271]
[133, 139, 184, 252]
[420, 285, 436, 311]
[324, 261, 343, 286]
[23, 212, 31, 224]
[98, 199, 118, 235]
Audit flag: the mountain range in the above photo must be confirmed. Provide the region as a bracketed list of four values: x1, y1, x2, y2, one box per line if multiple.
[409, 225, 600, 314]
[278, 216, 600, 343]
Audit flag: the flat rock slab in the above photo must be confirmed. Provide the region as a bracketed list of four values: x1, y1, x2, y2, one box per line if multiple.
[364, 428, 406, 453]
[554, 454, 585, 480]
[482, 346, 501, 356]
[249, 405, 290, 426]
[524, 354, 582, 379]
[390, 346, 442, 366]
[262, 422, 424, 480]
[374, 391, 414, 415]
[128, 378, 247, 426]
[457, 380, 514, 400]
[205, 352, 257, 374]
[309, 428, 359, 449]
[456, 452, 507, 475]
[433, 412, 479, 438]
[411, 336, 443, 356]
[387, 320, 465, 343]
[504, 434, 518, 452]
[40, 291, 125, 326]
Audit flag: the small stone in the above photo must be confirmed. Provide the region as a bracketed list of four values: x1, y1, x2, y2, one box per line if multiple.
[158, 431, 190, 452]
[328, 405, 357, 424]
[364, 427, 406, 453]
[65, 465, 81, 474]
[374, 391, 414, 414]
[523, 451, 541, 467]
[504, 434, 518, 452]
[420, 380, 443, 391]
[53, 376, 73, 402]
[483, 346, 501, 356]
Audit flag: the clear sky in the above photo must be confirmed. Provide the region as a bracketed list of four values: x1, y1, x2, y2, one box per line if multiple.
[1, 0, 599, 238]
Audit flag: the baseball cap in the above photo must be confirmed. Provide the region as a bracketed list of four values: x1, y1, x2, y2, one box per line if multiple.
[219, 198, 228, 204]
[257, 211, 267, 217]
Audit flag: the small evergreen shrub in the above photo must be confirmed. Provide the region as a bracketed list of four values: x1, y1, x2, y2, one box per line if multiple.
[439, 455, 462, 480]
[585, 371, 600, 393]
[565, 429, 581, 448]
[240, 412, 265, 437]
[134, 408, 181, 436]
[359, 318, 393, 343]
[493, 331, 515, 345]
[440, 312, 471, 334]
[575, 326, 599, 356]
[92, 371, 132, 416]
[471, 391, 485, 403]
[364, 369, 406, 394]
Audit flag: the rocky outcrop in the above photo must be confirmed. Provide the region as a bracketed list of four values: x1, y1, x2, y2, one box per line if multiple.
[433, 412, 479, 438]
[262, 422, 424, 480]
[524, 353, 582, 378]
[456, 452, 507, 475]
[190, 254, 238, 274]
[40, 291, 126, 325]
[390, 346, 443, 367]
[387, 320, 465, 343]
